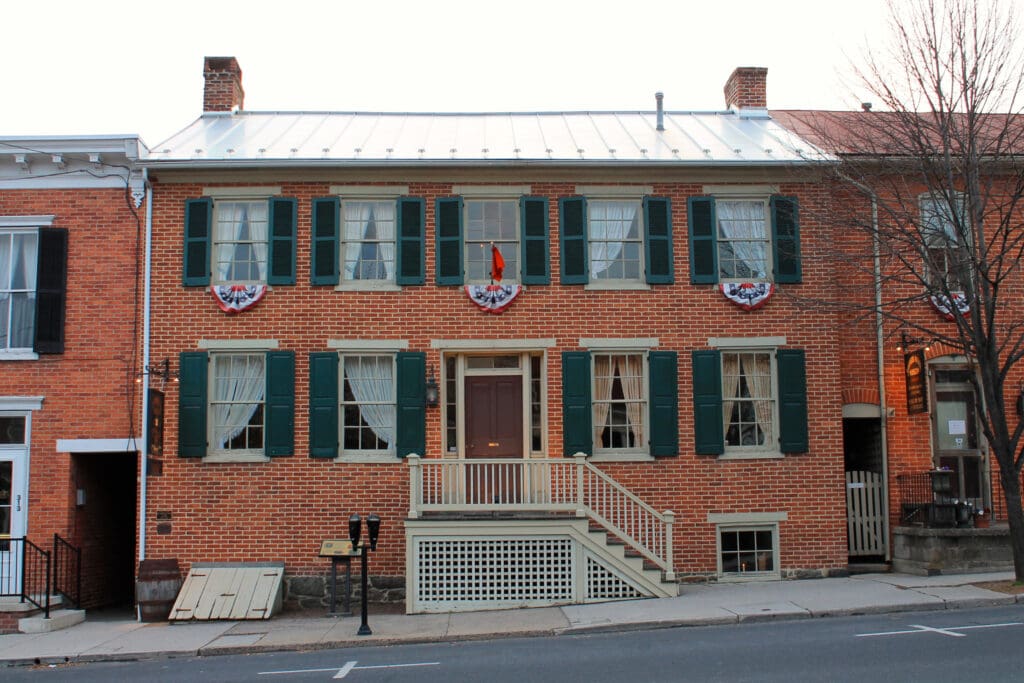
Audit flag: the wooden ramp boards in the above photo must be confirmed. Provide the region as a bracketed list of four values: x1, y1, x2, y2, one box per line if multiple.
[170, 562, 284, 621]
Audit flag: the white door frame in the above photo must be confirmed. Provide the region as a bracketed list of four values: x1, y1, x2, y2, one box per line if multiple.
[0, 414, 30, 593]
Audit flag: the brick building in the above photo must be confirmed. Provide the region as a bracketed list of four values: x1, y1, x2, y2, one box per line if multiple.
[134, 59, 853, 612]
[0, 135, 147, 615]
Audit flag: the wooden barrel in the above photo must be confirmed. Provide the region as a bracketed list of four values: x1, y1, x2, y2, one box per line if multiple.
[135, 559, 182, 622]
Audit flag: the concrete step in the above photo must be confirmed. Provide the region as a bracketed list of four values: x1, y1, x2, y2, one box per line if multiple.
[19, 609, 85, 634]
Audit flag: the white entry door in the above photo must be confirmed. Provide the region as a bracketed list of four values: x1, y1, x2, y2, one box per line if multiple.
[0, 416, 28, 594]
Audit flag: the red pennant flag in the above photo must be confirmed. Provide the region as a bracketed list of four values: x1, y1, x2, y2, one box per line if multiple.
[490, 244, 505, 282]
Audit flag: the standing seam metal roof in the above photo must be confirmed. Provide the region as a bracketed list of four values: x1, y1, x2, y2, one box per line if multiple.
[144, 110, 831, 165]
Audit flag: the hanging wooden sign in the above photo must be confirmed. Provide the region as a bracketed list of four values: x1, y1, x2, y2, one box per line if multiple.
[904, 349, 928, 415]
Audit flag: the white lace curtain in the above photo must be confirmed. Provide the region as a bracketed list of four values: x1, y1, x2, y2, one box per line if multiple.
[722, 352, 772, 446]
[212, 354, 265, 449]
[592, 354, 644, 445]
[344, 202, 395, 280]
[0, 232, 38, 349]
[216, 202, 268, 282]
[590, 202, 637, 279]
[717, 201, 768, 278]
[345, 356, 395, 447]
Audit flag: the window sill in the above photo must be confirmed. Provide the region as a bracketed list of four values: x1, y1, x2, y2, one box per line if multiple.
[717, 451, 785, 461]
[717, 572, 781, 583]
[0, 351, 39, 361]
[584, 282, 650, 291]
[589, 452, 654, 463]
[203, 453, 271, 464]
[336, 282, 401, 292]
[336, 454, 399, 464]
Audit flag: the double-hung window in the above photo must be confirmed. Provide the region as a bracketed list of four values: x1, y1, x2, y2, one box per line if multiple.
[562, 345, 678, 460]
[0, 218, 67, 356]
[309, 346, 426, 460]
[559, 191, 673, 286]
[183, 192, 297, 287]
[435, 188, 549, 286]
[692, 340, 807, 457]
[688, 190, 800, 284]
[311, 190, 425, 287]
[178, 344, 295, 461]
[920, 194, 968, 292]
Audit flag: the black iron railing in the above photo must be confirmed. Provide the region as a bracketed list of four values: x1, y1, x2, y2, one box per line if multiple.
[0, 538, 51, 618]
[52, 534, 81, 609]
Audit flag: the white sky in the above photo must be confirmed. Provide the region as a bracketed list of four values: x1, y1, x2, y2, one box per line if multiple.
[0, 0, 978, 147]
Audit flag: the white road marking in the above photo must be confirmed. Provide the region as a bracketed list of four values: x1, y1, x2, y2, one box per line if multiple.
[259, 660, 440, 678]
[856, 621, 1023, 638]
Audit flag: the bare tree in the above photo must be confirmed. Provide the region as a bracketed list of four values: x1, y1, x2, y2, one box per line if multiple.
[779, 0, 1024, 579]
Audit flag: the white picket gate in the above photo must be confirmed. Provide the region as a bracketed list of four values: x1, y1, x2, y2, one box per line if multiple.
[846, 470, 886, 556]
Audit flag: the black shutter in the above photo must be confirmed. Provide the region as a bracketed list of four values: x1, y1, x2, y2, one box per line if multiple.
[34, 227, 68, 354]
[559, 197, 588, 284]
[644, 197, 674, 284]
[691, 350, 724, 455]
[561, 351, 592, 456]
[268, 198, 297, 285]
[648, 351, 678, 456]
[178, 352, 208, 457]
[771, 196, 802, 284]
[687, 197, 717, 284]
[265, 351, 295, 456]
[520, 196, 550, 284]
[397, 197, 426, 285]
[435, 198, 463, 285]
[311, 198, 340, 286]
[183, 198, 212, 286]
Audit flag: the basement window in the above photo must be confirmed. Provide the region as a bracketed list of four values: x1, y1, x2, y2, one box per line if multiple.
[717, 524, 779, 580]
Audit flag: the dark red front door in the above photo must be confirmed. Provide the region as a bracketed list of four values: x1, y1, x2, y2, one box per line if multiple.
[464, 375, 523, 504]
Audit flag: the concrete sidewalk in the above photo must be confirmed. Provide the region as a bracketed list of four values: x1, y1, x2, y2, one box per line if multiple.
[0, 571, 1020, 667]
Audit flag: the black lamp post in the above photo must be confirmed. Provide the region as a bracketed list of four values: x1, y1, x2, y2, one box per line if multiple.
[348, 513, 381, 636]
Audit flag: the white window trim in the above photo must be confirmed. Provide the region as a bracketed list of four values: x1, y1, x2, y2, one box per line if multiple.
[336, 351, 399, 463]
[0, 397, 43, 411]
[581, 338, 659, 350]
[463, 197, 521, 285]
[715, 520, 782, 582]
[431, 338, 556, 350]
[0, 351, 39, 362]
[204, 349, 272, 463]
[708, 336, 786, 348]
[330, 185, 409, 198]
[717, 345, 783, 460]
[452, 185, 531, 197]
[702, 184, 779, 196]
[575, 185, 654, 196]
[0, 216, 54, 228]
[203, 186, 281, 198]
[589, 349, 652, 463]
[57, 438, 139, 453]
[582, 195, 648, 291]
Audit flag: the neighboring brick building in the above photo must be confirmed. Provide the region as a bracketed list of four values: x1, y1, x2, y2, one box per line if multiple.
[134, 59, 851, 612]
[0, 136, 146, 612]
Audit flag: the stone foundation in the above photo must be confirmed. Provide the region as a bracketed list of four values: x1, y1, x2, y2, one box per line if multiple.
[283, 573, 405, 611]
[893, 524, 1013, 575]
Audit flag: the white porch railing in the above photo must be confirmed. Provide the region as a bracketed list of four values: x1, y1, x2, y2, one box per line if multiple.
[407, 453, 675, 579]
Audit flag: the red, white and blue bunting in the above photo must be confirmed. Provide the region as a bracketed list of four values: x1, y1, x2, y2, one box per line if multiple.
[720, 282, 775, 311]
[211, 284, 267, 314]
[930, 292, 969, 321]
[465, 284, 523, 314]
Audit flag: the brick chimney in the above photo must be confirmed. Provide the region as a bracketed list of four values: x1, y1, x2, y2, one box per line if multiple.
[203, 56, 245, 112]
[723, 67, 768, 110]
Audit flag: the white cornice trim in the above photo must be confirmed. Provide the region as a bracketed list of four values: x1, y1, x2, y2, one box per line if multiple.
[329, 185, 410, 197]
[702, 184, 779, 196]
[57, 438, 139, 453]
[575, 185, 653, 196]
[0, 216, 55, 228]
[198, 339, 279, 350]
[0, 396, 44, 411]
[579, 338, 659, 349]
[203, 186, 282, 197]
[327, 339, 410, 350]
[707, 512, 788, 524]
[451, 185, 531, 197]
[431, 338, 556, 350]
[708, 336, 786, 348]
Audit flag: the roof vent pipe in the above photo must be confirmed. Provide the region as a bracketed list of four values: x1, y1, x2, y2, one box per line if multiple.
[655, 92, 664, 131]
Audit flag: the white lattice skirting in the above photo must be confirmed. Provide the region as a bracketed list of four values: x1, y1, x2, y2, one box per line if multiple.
[405, 519, 651, 613]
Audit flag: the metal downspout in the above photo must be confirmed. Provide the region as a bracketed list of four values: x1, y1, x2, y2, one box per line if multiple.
[139, 168, 153, 574]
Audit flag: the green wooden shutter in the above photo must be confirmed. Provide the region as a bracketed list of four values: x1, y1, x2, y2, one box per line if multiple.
[183, 198, 212, 286]
[34, 227, 68, 354]
[265, 351, 295, 456]
[644, 197, 674, 284]
[777, 349, 809, 453]
[559, 197, 588, 285]
[771, 196, 801, 284]
[687, 197, 717, 284]
[691, 350, 724, 455]
[435, 197, 463, 285]
[520, 196, 550, 285]
[311, 198, 340, 286]
[395, 352, 426, 458]
[397, 197, 426, 285]
[561, 351, 592, 456]
[268, 198, 297, 285]
[309, 352, 339, 459]
[178, 352, 208, 457]
[648, 351, 678, 456]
